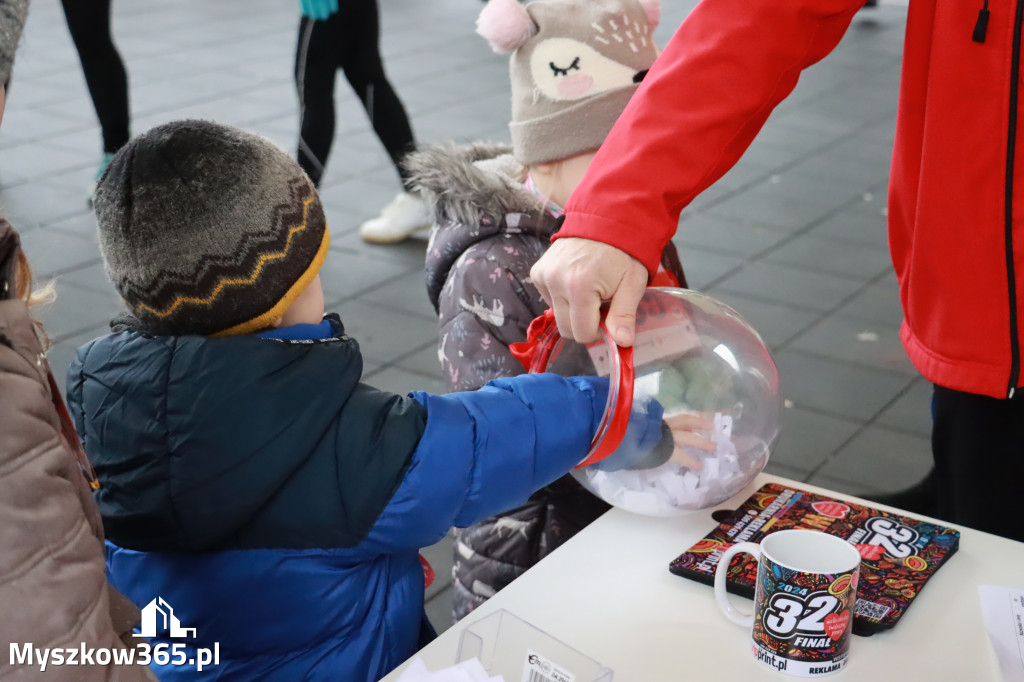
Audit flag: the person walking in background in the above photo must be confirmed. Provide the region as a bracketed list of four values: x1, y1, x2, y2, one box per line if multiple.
[60, 0, 130, 202]
[296, 0, 431, 243]
[408, 0, 686, 620]
[528, 0, 1024, 542]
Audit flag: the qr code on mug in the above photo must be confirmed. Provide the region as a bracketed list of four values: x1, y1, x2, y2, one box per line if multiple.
[855, 600, 892, 621]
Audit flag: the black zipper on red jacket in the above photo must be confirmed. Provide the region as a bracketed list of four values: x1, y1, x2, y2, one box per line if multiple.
[1005, 0, 1023, 398]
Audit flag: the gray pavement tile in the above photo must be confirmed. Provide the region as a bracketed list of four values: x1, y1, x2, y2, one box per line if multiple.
[33, 285, 127, 344]
[763, 234, 892, 280]
[357, 271, 437, 321]
[17, 228, 100, 277]
[770, 406, 863, 472]
[674, 247, 743, 290]
[743, 171, 871, 211]
[786, 310, 913, 376]
[811, 425, 933, 495]
[709, 261, 866, 313]
[332, 231, 430, 268]
[704, 190, 835, 233]
[833, 282, 904, 326]
[396, 343, 446, 384]
[674, 213, 790, 260]
[762, 461, 813, 483]
[875, 377, 933, 438]
[787, 151, 890, 185]
[317, 248, 416, 303]
[318, 176, 406, 224]
[0, 182, 91, 228]
[45, 211, 100, 239]
[701, 291, 820, 350]
[363, 365, 446, 398]
[806, 205, 889, 246]
[0, 142, 91, 188]
[333, 299, 438, 366]
[55, 264, 116, 295]
[773, 348, 915, 422]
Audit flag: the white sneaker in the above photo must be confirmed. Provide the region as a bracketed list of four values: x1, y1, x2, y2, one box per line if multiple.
[359, 191, 432, 244]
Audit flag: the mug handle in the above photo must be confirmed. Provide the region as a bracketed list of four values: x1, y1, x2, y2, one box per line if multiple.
[714, 541, 761, 627]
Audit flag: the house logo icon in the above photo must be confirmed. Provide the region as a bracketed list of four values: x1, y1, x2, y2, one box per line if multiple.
[133, 597, 197, 638]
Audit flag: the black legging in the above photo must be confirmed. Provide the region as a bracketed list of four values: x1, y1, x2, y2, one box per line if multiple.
[61, 0, 130, 155]
[294, 0, 415, 188]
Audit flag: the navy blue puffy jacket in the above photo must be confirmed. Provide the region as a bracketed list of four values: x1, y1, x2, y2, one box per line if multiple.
[66, 316, 615, 681]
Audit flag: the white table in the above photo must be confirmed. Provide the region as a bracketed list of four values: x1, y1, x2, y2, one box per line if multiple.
[381, 474, 1024, 681]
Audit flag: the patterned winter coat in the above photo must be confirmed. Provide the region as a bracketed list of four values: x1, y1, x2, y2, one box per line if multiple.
[411, 143, 686, 618]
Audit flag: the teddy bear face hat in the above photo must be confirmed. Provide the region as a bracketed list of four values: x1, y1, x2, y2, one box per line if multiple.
[477, 0, 661, 165]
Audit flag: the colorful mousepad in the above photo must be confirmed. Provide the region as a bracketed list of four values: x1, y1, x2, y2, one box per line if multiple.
[669, 483, 960, 635]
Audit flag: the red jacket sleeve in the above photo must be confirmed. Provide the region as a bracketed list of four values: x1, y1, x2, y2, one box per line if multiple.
[557, 0, 866, 276]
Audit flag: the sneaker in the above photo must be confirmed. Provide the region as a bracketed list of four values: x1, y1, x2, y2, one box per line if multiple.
[87, 152, 116, 206]
[358, 191, 432, 244]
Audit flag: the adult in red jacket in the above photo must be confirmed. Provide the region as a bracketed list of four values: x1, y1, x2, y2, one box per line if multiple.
[531, 0, 1024, 541]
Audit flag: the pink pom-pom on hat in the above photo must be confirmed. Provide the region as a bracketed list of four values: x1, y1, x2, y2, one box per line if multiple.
[477, 0, 538, 54]
[638, 0, 660, 31]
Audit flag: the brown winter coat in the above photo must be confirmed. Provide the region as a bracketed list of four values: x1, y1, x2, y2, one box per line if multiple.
[0, 222, 155, 681]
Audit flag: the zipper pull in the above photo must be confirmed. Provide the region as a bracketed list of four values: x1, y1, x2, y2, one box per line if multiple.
[973, 5, 990, 43]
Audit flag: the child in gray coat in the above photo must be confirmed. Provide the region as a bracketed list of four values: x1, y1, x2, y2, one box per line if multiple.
[410, 0, 688, 620]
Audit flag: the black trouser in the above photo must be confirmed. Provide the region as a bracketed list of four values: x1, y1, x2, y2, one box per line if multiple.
[61, 0, 130, 154]
[932, 384, 1024, 542]
[294, 0, 415, 188]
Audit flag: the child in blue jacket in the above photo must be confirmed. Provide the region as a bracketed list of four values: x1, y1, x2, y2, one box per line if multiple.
[65, 120, 670, 682]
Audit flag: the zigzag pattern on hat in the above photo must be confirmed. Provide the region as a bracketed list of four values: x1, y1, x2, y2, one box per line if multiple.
[120, 176, 324, 317]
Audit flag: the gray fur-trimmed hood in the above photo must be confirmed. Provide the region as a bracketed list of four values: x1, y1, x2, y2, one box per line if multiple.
[404, 142, 541, 227]
[408, 142, 562, 314]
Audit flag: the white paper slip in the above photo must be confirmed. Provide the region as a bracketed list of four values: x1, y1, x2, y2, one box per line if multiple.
[978, 585, 1024, 682]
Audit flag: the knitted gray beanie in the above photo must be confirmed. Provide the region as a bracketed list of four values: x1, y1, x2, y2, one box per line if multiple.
[94, 120, 329, 337]
[0, 0, 29, 87]
[477, 0, 660, 165]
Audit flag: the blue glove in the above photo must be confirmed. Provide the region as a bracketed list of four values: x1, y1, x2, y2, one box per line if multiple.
[590, 396, 670, 472]
[299, 0, 338, 21]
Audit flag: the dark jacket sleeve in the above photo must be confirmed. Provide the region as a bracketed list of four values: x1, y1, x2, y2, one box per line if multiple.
[352, 374, 618, 555]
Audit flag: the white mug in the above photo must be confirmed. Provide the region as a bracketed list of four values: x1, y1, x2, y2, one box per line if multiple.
[714, 529, 861, 677]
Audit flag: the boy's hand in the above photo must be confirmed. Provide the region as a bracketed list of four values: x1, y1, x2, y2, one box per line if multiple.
[299, 0, 338, 21]
[664, 412, 715, 469]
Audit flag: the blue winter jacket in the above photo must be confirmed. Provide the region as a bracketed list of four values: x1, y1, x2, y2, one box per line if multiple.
[66, 315, 619, 682]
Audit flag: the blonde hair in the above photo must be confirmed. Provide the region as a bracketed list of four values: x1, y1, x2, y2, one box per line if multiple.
[13, 249, 56, 349]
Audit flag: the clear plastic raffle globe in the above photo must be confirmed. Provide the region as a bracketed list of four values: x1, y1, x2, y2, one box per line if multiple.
[530, 288, 782, 516]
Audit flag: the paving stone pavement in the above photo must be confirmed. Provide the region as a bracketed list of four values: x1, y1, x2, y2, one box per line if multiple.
[2, 0, 922, 635]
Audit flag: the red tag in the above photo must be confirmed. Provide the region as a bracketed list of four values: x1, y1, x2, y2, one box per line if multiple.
[854, 543, 886, 561]
[419, 554, 435, 589]
[811, 501, 851, 519]
[823, 610, 850, 641]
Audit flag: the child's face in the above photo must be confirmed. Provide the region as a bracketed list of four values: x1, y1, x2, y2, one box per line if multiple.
[277, 275, 325, 328]
[531, 150, 597, 208]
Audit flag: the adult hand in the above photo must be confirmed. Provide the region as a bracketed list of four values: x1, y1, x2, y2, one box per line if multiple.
[531, 237, 648, 346]
[299, 0, 338, 21]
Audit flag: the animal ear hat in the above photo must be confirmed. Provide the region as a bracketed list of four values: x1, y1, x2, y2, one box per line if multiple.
[477, 0, 660, 165]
